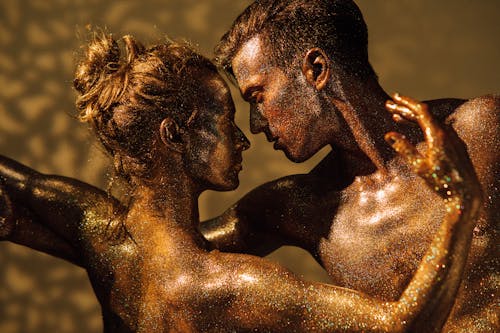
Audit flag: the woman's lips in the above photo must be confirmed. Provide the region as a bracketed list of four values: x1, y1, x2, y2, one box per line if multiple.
[233, 157, 243, 171]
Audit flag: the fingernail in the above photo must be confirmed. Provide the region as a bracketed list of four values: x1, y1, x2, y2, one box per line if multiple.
[384, 135, 396, 145]
[393, 114, 403, 122]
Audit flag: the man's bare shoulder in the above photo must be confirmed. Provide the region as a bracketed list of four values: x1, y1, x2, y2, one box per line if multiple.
[424, 97, 467, 121]
[444, 94, 499, 219]
[240, 172, 341, 214]
[447, 94, 500, 127]
[445, 95, 499, 148]
[424, 94, 499, 149]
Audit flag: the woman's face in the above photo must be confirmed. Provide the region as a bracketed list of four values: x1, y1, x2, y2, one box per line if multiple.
[183, 69, 249, 191]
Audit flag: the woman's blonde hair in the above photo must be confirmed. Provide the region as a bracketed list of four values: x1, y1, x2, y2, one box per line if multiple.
[74, 32, 216, 182]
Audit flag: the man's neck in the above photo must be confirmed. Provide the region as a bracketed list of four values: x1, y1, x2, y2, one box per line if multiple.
[328, 76, 399, 176]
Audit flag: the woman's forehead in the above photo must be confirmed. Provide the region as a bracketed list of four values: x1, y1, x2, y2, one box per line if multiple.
[194, 72, 231, 102]
[203, 72, 229, 94]
[184, 69, 234, 124]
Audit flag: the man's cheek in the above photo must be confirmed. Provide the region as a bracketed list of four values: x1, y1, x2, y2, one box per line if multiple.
[265, 104, 287, 124]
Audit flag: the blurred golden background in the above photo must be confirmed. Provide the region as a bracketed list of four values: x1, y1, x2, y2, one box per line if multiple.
[0, 1, 498, 332]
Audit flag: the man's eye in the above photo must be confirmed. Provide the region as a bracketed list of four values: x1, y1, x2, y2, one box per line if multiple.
[251, 91, 263, 103]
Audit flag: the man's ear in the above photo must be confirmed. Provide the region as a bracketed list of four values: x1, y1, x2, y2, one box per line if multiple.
[302, 47, 330, 91]
[159, 118, 184, 153]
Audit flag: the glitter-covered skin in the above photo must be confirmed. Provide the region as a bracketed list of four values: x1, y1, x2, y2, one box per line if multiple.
[0, 47, 483, 332]
[202, 29, 499, 331]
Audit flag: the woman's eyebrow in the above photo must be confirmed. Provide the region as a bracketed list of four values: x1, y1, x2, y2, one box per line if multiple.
[187, 107, 199, 126]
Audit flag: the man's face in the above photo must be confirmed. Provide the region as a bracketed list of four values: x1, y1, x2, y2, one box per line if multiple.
[231, 36, 332, 162]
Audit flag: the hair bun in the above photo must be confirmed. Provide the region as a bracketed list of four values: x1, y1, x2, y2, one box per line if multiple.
[74, 33, 120, 95]
[74, 33, 144, 123]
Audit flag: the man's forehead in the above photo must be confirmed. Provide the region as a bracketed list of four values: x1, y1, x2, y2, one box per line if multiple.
[232, 36, 270, 81]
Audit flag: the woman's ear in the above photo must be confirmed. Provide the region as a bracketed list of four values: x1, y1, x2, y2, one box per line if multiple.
[159, 118, 184, 153]
[302, 47, 330, 91]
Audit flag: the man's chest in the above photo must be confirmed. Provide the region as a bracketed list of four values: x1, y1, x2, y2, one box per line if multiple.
[318, 175, 445, 300]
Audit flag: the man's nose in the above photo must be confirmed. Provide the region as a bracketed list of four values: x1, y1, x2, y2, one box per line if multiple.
[250, 104, 268, 134]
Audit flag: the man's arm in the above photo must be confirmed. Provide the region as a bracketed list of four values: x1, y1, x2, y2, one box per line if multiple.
[200, 173, 339, 257]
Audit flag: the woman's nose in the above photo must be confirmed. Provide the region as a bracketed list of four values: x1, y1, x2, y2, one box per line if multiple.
[235, 128, 250, 151]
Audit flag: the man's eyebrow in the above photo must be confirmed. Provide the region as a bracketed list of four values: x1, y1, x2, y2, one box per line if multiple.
[240, 86, 252, 99]
[237, 71, 263, 98]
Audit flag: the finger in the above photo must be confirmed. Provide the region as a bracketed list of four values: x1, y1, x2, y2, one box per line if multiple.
[391, 93, 444, 150]
[415, 108, 445, 152]
[385, 132, 425, 173]
[392, 93, 424, 113]
[386, 100, 418, 122]
[392, 92, 431, 123]
[391, 114, 415, 125]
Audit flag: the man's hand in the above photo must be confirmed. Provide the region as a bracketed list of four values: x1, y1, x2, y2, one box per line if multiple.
[385, 93, 481, 205]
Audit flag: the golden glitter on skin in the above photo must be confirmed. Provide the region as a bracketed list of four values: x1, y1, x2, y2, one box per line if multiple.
[0, 29, 483, 331]
[204, 1, 499, 330]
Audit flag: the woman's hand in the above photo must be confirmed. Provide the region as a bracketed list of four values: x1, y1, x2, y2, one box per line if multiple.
[382, 93, 482, 331]
[385, 93, 481, 207]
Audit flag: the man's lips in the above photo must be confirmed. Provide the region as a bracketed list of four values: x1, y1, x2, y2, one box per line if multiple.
[273, 138, 284, 150]
[263, 128, 283, 150]
[263, 128, 276, 142]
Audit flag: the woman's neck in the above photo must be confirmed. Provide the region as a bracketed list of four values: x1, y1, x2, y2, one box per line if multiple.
[125, 171, 208, 250]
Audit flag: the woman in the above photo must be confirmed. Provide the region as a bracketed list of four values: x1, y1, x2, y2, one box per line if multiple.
[0, 33, 482, 332]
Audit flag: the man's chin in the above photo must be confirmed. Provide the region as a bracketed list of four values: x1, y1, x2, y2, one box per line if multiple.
[271, 140, 310, 162]
[281, 147, 309, 163]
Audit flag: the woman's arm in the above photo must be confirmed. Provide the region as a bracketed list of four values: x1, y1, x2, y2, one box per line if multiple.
[1, 186, 81, 265]
[0, 155, 124, 257]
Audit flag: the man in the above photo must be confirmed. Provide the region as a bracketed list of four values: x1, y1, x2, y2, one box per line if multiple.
[200, 0, 499, 331]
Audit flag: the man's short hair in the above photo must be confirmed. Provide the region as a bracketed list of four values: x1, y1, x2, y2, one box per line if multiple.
[215, 0, 376, 80]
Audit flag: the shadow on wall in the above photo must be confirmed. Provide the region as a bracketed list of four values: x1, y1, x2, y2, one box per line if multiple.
[0, 1, 498, 332]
